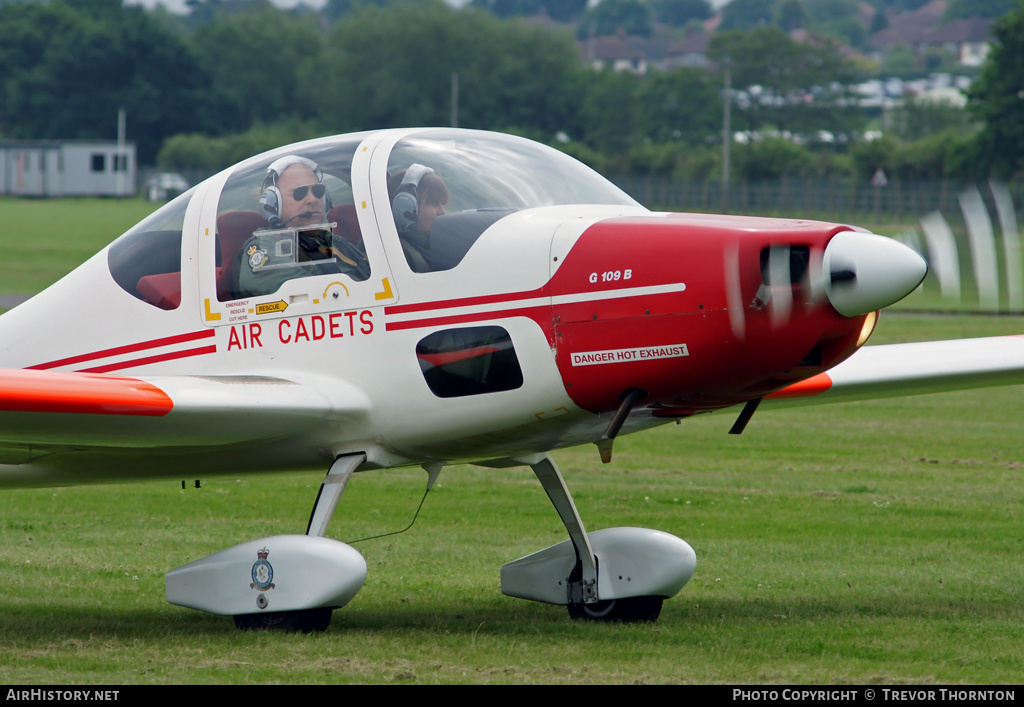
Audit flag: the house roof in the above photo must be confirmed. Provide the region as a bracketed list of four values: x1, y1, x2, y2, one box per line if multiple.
[887, 0, 949, 43]
[580, 35, 646, 62]
[668, 31, 710, 56]
[923, 16, 993, 44]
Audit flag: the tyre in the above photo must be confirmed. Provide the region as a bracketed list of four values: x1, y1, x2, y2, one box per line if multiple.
[233, 608, 333, 633]
[567, 596, 663, 623]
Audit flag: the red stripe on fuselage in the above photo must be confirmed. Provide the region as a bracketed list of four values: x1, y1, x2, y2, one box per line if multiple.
[384, 286, 550, 316]
[386, 304, 550, 332]
[79, 345, 219, 374]
[0, 369, 173, 416]
[29, 330, 216, 371]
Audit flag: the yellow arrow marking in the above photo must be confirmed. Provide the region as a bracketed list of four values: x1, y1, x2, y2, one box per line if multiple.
[375, 277, 393, 301]
[204, 298, 221, 321]
[255, 300, 288, 315]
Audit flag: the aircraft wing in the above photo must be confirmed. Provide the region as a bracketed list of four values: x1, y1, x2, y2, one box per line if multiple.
[767, 335, 1024, 407]
[0, 369, 369, 482]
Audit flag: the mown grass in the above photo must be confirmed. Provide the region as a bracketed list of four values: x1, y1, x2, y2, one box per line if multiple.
[0, 314, 1021, 684]
[0, 197, 159, 295]
[0, 198, 1021, 683]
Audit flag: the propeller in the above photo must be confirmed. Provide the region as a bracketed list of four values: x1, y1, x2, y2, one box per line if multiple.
[766, 244, 794, 328]
[914, 181, 1023, 313]
[723, 232, 924, 437]
[726, 231, 926, 340]
[960, 186, 999, 310]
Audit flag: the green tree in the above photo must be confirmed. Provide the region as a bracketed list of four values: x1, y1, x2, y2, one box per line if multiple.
[733, 136, 814, 178]
[895, 128, 980, 180]
[850, 134, 899, 179]
[967, 2, 1024, 177]
[578, 68, 639, 152]
[322, 0, 394, 24]
[183, 0, 266, 29]
[889, 94, 972, 142]
[544, 0, 591, 21]
[157, 122, 324, 172]
[818, 17, 868, 49]
[0, 0, 217, 163]
[577, 0, 654, 38]
[190, 3, 324, 133]
[633, 68, 721, 145]
[943, 0, 1016, 21]
[803, 0, 869, 48]
[888, 0, 933, 10]
[776, 0, 809, 30]
[869, 6, 888, 33]
[470, 0, 589, 22]
[708, 28, 860, 137]
[469, 0, 589, 19]
[804, 0, 859, 23]
[882, 44, 916, 75]
[719, 0, 778, 31]
[650, 0, 712, 27]
[317, 2, 584, 138]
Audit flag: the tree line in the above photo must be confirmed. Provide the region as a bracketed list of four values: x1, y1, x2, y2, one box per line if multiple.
[0, 0, 1021, 181]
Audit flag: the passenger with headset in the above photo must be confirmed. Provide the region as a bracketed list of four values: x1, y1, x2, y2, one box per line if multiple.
[388, 164, 449, 273]
[235, 155, 370, 297]
[260, 155, 330, 229]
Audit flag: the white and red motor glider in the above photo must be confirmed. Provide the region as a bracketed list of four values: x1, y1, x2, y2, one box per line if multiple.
[1, 129, 1020, 631]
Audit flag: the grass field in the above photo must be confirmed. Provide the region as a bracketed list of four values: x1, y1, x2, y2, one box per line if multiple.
[0, 197, 159, 295]
[0, 199, 1021, 684]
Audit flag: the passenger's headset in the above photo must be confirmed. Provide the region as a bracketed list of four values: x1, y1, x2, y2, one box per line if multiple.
[391, 163, 434, 230]
[260, 155, 331, 227]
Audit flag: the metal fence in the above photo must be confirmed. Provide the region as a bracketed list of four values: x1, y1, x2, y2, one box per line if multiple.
[611, 176, 1024, 225]
[137, 168, 1024, 228]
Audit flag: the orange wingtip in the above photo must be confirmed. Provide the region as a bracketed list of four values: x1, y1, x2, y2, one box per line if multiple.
[766, 372, 834, 400]
[0, 369, 173, 416]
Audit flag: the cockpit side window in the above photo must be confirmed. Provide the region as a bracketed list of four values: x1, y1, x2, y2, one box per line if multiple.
[386, 131, 638, 274]
[108, 187, 191, 310]
[215, 138, 371, 302]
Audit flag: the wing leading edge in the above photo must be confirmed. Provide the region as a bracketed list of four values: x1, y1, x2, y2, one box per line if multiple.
[0, 368, 370, 487]
[768, 335, 1024, 406]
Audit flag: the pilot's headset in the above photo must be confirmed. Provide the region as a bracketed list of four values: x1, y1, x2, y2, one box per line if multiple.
[392, 163, 434, 231]
[260, 155, 332, 227]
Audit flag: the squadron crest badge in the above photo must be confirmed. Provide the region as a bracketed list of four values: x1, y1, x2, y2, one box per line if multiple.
[250, 547, 275, 590]
[247, 244, 269, 272]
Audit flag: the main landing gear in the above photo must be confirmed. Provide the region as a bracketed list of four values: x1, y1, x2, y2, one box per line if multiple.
[165, 454, 370, 632]
[165, 450, 695, 629]
[499, 453, 696, 623]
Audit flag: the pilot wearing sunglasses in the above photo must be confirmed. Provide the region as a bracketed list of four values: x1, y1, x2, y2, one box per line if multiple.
[268, 157, 329, 228]
[234, 155, 370, 297]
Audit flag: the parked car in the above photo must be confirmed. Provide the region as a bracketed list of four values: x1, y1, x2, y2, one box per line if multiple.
[146, 172, 190, 202]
